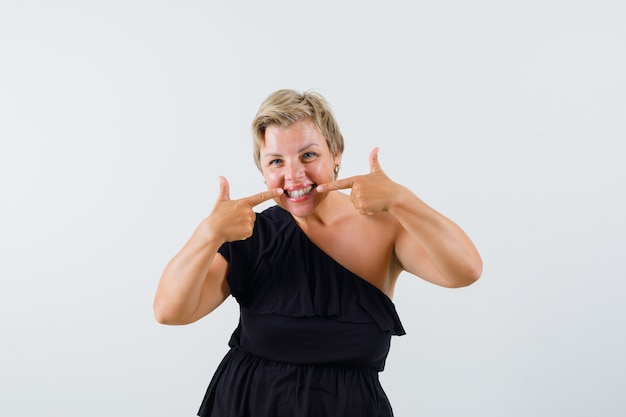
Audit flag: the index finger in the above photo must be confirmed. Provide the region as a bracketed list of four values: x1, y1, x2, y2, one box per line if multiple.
[316, 177, 356, 193]
[242, 187, 284, 207]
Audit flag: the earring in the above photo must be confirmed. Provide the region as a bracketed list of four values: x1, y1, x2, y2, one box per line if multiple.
[334, 164, 340, 174]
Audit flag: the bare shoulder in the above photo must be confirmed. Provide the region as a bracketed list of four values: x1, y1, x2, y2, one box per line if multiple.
[306, 201, 403, 298]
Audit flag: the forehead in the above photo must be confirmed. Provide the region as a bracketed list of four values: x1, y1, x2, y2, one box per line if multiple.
[262, 118, 328, 152]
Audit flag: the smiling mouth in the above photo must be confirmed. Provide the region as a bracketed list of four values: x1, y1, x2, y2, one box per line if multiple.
[284, 184, 315, 199]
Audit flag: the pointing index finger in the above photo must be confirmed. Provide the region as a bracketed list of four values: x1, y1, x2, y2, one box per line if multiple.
[316, 177, 356, 193]
[243, 188, 284, 207]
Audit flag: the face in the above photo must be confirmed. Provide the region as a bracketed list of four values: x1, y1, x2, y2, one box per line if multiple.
[260, 118, 341, 218]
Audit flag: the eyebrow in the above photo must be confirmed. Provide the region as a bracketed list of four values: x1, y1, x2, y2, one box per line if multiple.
[263, 143, 319, 158]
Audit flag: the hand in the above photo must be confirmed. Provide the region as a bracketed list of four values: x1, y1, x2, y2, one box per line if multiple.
[206, 176, 283, 242]
[316, 148, 400, 215]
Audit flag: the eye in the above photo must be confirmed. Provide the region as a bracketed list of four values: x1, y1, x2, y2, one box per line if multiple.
[301, 151, 317, 161]
[268, 158, 283, 166]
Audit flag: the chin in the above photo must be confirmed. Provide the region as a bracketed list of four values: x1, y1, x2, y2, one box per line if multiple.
[278, 198, 319, 218]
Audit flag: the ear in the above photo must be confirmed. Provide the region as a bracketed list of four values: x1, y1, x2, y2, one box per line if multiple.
[333, 152, 342, 167]
[331, 153, 342, 179]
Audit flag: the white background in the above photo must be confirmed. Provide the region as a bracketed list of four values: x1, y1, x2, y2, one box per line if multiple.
[1, 1, 625, 416]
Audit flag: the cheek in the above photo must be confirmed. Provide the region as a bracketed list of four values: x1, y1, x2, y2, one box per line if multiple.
[313, 164, 335, 182]
[262, 170, 281, 187]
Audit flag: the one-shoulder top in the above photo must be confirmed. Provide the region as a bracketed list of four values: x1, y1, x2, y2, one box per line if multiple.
[198, 205, 405, 417]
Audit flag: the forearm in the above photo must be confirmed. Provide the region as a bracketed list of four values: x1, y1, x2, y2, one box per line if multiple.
[389, 187, 482, 286]
[153, 220, 224, 323]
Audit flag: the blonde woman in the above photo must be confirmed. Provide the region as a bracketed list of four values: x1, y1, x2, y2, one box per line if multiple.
[154, 89, 482, 417]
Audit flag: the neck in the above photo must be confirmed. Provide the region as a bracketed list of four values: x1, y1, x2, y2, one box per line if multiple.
[291, 191, 349, 229]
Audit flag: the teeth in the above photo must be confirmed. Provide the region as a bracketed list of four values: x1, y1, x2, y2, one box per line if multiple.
[286, 185, 314, 199]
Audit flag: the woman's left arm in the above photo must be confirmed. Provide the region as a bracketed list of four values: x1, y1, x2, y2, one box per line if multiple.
[317, 147, 482, 288]
[388, 185, 482, 287]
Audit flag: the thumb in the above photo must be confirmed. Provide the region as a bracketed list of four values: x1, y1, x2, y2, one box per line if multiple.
[217, 176, 230, 201]
[369, 147, 382, 173]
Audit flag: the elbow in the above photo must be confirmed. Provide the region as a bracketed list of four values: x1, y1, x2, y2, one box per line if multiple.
[471, 254, 484, 282]
[154, 310, 171, 325]
[153, 304, 172, 325]
[445, 257, 483, 288]
[457, 257, 483, 287]
[458, 271, 481, 288]
[153, 299, 185, 325]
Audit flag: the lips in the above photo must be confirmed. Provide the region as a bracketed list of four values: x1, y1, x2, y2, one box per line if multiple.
[284, 184, 315, 199]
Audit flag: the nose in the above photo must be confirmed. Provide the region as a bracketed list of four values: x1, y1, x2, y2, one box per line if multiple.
[284, 159, 304, 182]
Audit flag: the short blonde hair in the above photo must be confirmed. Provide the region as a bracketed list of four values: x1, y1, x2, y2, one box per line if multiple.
[251, 89, 344, 171]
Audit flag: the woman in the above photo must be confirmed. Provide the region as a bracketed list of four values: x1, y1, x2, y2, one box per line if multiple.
[154, 89, 482, 417]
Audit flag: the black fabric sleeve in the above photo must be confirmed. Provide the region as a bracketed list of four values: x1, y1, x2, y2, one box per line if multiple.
[216, 212, 269, 305]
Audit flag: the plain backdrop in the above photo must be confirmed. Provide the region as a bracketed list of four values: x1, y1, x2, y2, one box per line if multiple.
[1, 1, 625, 416]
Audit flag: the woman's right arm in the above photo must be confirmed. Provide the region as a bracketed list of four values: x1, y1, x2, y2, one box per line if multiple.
[153, 220, 231, 325]
[153, 176, 283, 325]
